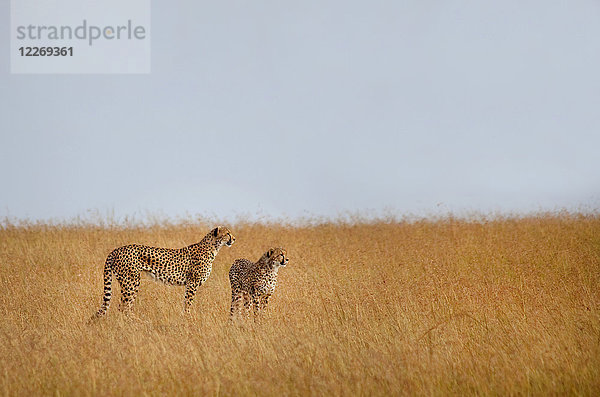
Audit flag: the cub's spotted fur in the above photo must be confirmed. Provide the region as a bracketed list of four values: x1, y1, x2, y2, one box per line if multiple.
[92, 226, 235, 318]
[229, 248, 289, 318]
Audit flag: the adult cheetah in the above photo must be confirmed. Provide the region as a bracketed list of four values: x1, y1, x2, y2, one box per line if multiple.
[229, 247, 289, 318]
[92, 226, 235, 319]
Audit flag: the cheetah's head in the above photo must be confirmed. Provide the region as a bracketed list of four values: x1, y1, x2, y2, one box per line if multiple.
[262, 247, 289, 269]
[211, 226, 236, 248]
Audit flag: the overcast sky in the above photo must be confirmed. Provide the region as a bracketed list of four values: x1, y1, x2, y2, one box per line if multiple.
[1, 1, 599, 223]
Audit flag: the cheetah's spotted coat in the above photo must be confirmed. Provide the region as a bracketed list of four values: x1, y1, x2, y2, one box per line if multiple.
[229, 247, 289, 318]
[92, 226, 235, 318]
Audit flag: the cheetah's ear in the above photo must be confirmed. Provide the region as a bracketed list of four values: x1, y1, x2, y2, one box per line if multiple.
[213, 227, 219, 237]
[266, 249, 273, 258]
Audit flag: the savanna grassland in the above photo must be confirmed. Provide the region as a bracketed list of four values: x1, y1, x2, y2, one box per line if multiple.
[0, 215, 599, 396]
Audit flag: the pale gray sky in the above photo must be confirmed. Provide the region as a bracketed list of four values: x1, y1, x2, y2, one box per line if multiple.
[1, 1, 599, 222]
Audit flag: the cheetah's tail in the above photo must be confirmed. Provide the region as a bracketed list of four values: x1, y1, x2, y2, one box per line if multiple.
[90, 253, 114, 321]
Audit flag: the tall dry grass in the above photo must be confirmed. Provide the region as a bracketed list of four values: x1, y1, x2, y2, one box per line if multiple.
[0, 215, 599, 396]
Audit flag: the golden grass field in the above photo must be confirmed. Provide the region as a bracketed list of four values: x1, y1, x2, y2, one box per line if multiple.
[0, 214, 599, 396]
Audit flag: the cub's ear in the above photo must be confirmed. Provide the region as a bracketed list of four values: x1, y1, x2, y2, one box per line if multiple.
[213, 227, 219, 237]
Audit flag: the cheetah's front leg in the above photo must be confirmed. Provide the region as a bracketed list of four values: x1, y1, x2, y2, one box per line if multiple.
[184, 279, 200, 314]
[260, 294, 271, 312]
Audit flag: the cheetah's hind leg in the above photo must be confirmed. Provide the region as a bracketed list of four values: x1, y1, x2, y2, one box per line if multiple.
[118, 269, 141, 316]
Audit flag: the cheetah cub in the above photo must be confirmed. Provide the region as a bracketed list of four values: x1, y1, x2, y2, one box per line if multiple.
[229, 247, 289, 318]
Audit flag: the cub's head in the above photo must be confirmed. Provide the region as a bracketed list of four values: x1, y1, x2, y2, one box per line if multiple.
[262, 247, 289, 269]
[210, 226, 235, 247]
